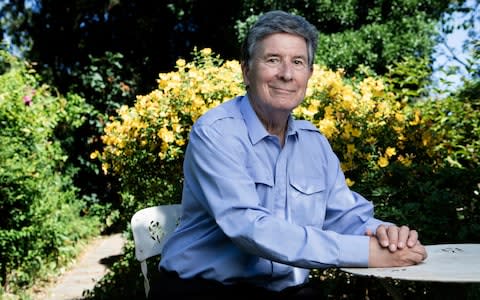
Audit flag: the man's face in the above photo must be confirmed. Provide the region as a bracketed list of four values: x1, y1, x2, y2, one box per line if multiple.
[242, 32, 313, 115]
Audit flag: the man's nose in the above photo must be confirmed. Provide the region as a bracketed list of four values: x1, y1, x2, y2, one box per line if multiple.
[277, 61, 293, 80]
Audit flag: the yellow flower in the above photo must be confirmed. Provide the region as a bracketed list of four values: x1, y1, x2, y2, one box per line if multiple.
[158, 127, 175, 144]
[307, 102, 319, 115]
[397, 154, 413, 167]
[176, 59, 186, 67]
[318, 118, 337, 139]
[351, 127, 361, 137]
[172, 123, 183, 133]
[385, 147, 396, 158]
[345, 178, 355, 187]
[395, 112, 405, 123]
[422, 132, 432, 146]
[324, 106, 334, 118]
[340, 87, 356, 111]
[366, 136, 377, 145]
[378, 156, 389, 168]
[90, 150, 99, 160]
[101, 163, 110, 175]
[409, 110, 421, 125]
[346, 143, 356, 156]
[200, 48, 212, 56]
[175, 138, 185, 146]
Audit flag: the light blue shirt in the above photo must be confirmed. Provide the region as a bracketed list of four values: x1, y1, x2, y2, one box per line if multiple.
[160, 95, 390, 291]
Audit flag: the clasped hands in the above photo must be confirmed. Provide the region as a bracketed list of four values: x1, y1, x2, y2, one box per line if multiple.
[366, 225, 428, 268]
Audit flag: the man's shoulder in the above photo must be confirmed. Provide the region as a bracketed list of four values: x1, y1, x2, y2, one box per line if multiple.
[195, 97, 243, 127]
[293, 119, 331, 145]
[294, 119, 321, 133]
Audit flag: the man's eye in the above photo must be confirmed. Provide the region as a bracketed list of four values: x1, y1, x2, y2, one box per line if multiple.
[294, 59, 305, 66]
[266, 58, 280, 64]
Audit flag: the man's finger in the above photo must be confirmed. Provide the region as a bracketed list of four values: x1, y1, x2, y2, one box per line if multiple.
[386, 226, 399, 252]
[397, 225, 410, 249]
[407, 229, 418, 247]
[376, 225, 390, 248]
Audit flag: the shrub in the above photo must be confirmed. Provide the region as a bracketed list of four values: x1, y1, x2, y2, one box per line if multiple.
[96, 48, 244, 219]
[0, 51, 101, 295]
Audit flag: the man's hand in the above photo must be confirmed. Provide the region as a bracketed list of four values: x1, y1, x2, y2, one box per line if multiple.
[366, 225, 419, 252]
[368, 236, 427, 268]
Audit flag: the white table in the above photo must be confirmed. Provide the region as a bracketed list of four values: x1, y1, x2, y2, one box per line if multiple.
[341, 244, 480, 299]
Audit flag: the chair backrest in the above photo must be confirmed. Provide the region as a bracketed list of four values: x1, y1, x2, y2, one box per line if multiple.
[131, 204, 182, 298]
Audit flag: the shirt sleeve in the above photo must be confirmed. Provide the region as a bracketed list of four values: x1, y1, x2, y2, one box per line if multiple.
[317, 134, 394, 260]
[183, 121, 376, 268]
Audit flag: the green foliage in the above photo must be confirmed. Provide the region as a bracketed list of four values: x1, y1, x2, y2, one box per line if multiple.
[384, 56, 433, 102]
[71, 51, 138, 115]
[316, 15, 437, 76]
[354, 80, 480, 245]
[1, 0, 461, 99]
[0, 51, 101, 295]
[65, 51, 139, 232]
[0, 0, 243, 96]
[234, 0, 452, 76]
[421, 92, 479, 169]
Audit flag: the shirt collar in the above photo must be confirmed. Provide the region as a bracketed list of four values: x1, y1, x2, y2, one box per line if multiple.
[240, 95, 298, 145]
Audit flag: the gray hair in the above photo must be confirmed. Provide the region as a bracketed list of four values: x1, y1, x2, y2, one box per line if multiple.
[241, 10, 319, 68]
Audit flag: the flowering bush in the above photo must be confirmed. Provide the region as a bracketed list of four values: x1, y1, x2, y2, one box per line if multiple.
[95, 48, 244, 210]
[296, 67, 432, 187]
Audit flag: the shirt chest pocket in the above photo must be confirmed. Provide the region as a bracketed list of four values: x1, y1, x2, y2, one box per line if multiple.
[289, 176, 327, 226]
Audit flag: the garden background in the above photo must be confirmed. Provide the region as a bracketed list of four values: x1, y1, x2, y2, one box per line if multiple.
[1, 1, 479, 299]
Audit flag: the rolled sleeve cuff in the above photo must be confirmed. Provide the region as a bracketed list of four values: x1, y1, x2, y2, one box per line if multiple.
[337, 234, 370, 267]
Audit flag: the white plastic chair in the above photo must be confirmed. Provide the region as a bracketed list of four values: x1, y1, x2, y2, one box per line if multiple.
[131, 204, 182, 298]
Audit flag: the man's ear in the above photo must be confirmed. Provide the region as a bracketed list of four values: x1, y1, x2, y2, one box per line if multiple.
[308, 64, 314, 79]
[241, 62, 250, 87]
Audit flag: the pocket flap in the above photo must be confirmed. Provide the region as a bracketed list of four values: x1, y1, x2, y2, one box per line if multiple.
[290, 176, 325, 194]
